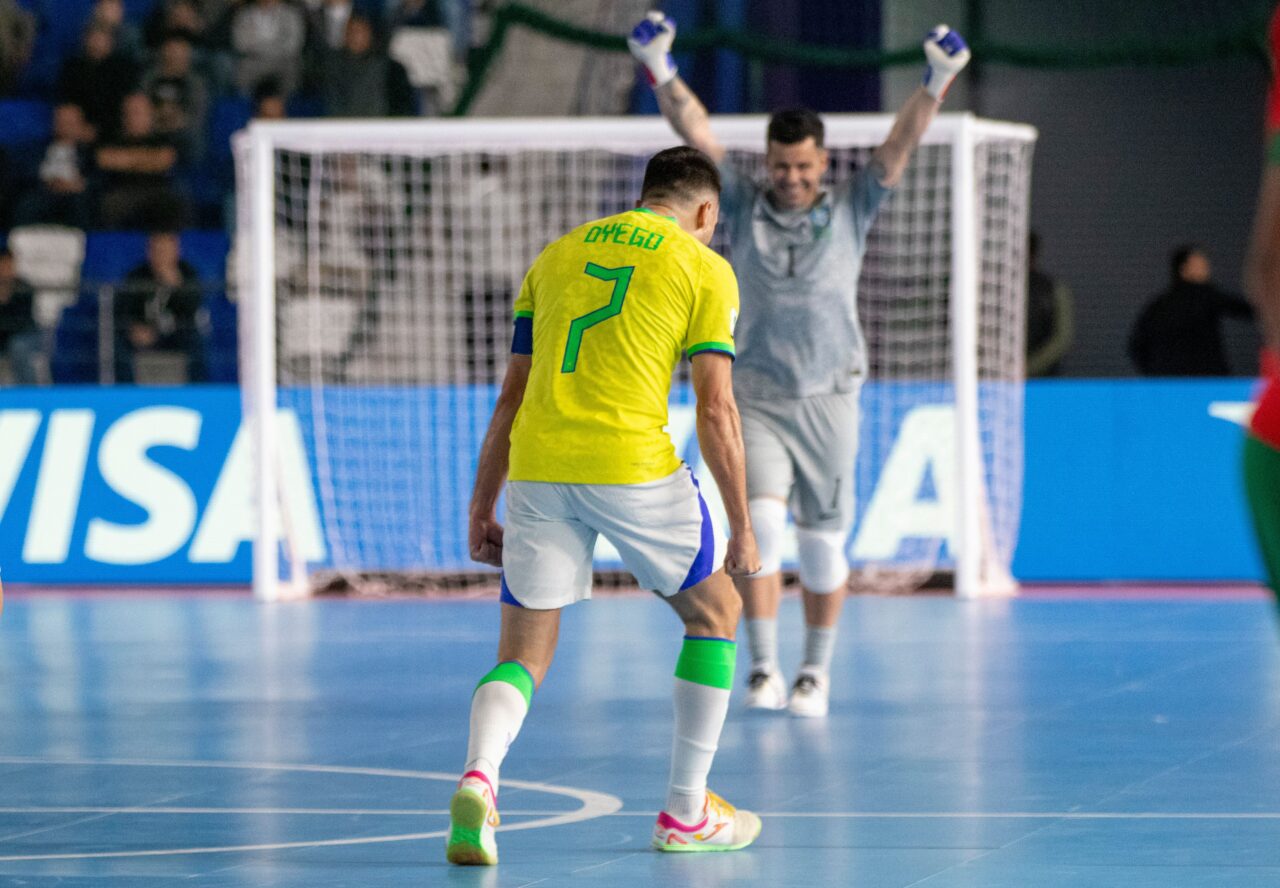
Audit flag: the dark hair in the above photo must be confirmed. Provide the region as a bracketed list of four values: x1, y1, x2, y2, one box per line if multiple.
[640, 146, 721, 204]
[1170, 243, 1204, 280]
[767, 107, 824, 147]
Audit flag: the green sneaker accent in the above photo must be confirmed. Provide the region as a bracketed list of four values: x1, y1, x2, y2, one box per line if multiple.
[446, 786, 498, 866]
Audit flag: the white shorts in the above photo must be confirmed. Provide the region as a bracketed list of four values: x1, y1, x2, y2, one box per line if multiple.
[500, 467, 725, 610]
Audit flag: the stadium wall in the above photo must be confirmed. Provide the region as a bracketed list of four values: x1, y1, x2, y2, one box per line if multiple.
[0, 381, 1263, 586]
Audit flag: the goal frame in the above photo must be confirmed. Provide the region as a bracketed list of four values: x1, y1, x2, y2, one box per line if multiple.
[236, 113, 1036, 602]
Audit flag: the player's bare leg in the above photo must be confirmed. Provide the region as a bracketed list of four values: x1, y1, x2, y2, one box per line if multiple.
[653, 569, 762, 852]
[448, 604, 560, 865]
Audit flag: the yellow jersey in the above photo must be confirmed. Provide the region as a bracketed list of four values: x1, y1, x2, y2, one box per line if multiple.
[507, 208, 739, 484]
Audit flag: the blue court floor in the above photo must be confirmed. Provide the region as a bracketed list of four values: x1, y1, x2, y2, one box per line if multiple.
[2, 590, 1280, 887]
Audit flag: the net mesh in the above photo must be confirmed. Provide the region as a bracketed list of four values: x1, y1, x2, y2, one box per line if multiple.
[236, 118, 1033, 595]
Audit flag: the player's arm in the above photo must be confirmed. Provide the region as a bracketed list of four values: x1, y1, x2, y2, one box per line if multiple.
[690, 353, 759, 576]
[870, 25, 970, 188]
[468, 354, 531, 567]
[628, 12, 726, 164]
[1246, 160, 1280, 354]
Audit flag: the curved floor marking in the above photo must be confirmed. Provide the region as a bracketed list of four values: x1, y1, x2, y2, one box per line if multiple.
[0, 757, 623, 862]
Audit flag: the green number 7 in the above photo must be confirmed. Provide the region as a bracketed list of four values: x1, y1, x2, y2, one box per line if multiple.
[561, 263, 634, 373]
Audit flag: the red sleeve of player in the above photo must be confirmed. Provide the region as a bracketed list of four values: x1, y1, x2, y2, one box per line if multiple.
[1268, 6, 1280, 133]
[1253, 349, 1280, 450]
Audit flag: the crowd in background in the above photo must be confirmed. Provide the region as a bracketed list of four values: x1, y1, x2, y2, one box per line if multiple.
[0, 0, 471, 383]
[0, 0, 1261, 385]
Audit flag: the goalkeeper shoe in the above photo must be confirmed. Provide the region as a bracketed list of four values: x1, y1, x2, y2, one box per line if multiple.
[744, 666, 787, 711]
[652, 790, 762, 852]
[446, 771, 499, 866]
[788, 670, 830, 718]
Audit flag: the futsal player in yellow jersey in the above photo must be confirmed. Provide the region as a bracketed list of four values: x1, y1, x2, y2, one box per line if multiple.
[447, 147, 763, 865]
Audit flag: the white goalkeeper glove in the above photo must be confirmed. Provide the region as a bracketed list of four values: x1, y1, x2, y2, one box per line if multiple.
[628, 11, 678, 88]
[922, 24, 970, 100]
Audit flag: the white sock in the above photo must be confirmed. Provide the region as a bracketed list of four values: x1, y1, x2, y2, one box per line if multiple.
[666, 677, 730, 824]
[802, 624, 836, 675]
[746, 618, 779, 672]
[464, 680, 529, 796]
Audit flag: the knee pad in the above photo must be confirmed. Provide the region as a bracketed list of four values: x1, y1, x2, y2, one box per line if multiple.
[796, 527, 849, 594]
[748, 498, 787, 576]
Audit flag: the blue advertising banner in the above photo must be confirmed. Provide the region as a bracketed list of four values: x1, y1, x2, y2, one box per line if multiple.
[1015, 379, 1262, 581]
[0, 380, 1266, 585]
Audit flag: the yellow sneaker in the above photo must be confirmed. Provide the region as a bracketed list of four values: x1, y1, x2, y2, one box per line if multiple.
[651, 789, 762, 852]
[446, 771, 499, 865]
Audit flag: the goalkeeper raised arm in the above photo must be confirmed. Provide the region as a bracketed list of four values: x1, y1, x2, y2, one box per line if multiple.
[629, 12, 969, 717]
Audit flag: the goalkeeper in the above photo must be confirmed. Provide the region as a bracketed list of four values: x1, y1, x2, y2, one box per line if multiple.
[630, 12, 970, 717]
[1242, 3, 1280, 601]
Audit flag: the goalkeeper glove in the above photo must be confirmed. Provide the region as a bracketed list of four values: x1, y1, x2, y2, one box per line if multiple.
[922, 25, 970, 100]
[628, 11, 678, 88]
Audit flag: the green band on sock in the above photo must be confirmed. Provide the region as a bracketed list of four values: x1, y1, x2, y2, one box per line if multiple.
[476, 660, 534, 707]
[674, 637, 737, 690]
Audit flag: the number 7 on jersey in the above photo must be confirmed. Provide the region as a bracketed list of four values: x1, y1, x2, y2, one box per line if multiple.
[561, 263, 634, 373]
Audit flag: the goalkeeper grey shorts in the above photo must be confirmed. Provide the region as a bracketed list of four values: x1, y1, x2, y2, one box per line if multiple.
[739, 389, 860, 532]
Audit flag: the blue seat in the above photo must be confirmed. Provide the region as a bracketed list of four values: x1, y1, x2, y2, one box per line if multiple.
[0, 100, 51, 146]
[20, 0, 96, 96]
[49, 290, 99, 383]
[123, 0, 159, 23]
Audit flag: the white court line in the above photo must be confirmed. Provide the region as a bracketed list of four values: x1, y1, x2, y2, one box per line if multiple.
[0, 757, 622, 862]
[7, 807, 1280, 820]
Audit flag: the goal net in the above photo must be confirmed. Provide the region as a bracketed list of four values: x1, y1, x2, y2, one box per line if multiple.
[234, 115, 1035, 600]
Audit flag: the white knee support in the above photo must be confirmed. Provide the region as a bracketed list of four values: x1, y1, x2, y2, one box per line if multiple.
[748, 498, 787, 576]
[796, 527, 849, 594]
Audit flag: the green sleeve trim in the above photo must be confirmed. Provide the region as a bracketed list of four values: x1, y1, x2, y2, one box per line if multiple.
[687, 341, 736, 359]
[476, 660, 534, 706]
[514, 310, 534, 319]
[674, 637, 736, 690]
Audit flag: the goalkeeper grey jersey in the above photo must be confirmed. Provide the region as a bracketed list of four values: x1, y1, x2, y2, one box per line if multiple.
[718, 162, 891, 399]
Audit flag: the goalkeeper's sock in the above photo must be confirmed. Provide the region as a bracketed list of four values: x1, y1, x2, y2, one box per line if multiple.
[666, 637, 736, 824]
[463, 661, 534, 795]
[746, 618, 779, 673]
[801, 624, 837, 676]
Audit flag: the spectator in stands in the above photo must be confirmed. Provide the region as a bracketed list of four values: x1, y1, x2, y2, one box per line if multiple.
[1025, 231, 1074, 377]
[231, 0, 306, 97]
[91, 0, 145, 63]
[0, 247, 44, 385]
[13, 103, 96, 228]
[115, 232, 206, 383]
[307, 0, 353, 52]
[56, 22, 141, 139]
[1129, 244, 1256, 376]
[145, 0, 211, 49]
[252, 77, 288, 119]
[96, 92, 187, 230]
[143, 33, 209, 163]
[320, 13, 415, 117]
[0, 0, 35, 96]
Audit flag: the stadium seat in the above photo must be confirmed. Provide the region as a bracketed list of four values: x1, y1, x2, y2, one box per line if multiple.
[0, 100, 51, 146]
[8, 224, 86, 329]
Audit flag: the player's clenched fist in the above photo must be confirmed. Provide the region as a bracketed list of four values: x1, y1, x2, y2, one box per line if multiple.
[724, 530, 761, 578]
[922, 24, 970, 100]
[469, 515, 504, 568]
[628, 11, 678, 87]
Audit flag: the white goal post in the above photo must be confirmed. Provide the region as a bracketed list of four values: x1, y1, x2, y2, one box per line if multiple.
[235, 113, 1036, 602]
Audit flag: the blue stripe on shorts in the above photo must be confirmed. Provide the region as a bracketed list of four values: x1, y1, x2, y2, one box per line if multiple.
[679, 469, 716, 591]
[500, 574, 524, 607]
